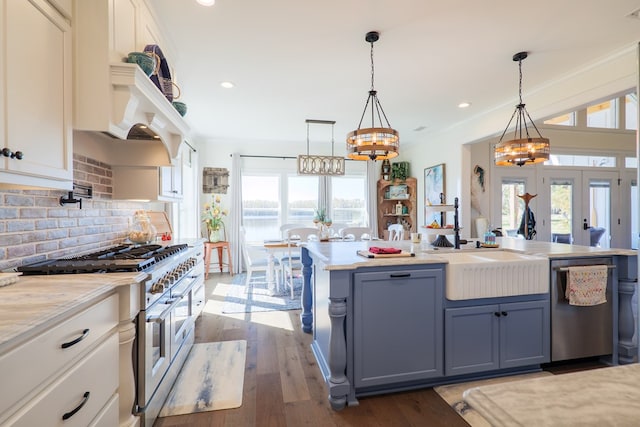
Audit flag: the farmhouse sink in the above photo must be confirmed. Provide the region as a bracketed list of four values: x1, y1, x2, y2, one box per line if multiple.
[436, 250, 549, 300]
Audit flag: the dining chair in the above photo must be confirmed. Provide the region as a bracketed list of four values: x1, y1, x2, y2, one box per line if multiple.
[280, 223, 305, 240]
[340, 227, 372, 241]
[388, 224, 405, 241]
[282, 227, 318, 298]
[241, 228, 279, 286]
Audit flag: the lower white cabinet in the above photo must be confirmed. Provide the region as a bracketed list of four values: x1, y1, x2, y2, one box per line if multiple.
[0, 293, 119, 426]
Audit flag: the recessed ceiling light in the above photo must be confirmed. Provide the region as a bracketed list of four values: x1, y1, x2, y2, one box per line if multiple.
[458, 102, 471, 108]
[220, 81, 235, 89]
[196, 0, 215, 6]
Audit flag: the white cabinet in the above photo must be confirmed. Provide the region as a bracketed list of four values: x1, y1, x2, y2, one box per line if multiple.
[160, 159, 183, 199]
[0, 293, 119, 426]
[0, 0, 73, 190]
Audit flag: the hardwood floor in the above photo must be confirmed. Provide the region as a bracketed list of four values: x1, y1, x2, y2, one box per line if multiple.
[154, 273, 607, 427]
[154, 273, 469, 427]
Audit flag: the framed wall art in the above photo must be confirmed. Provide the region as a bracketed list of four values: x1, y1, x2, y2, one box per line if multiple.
[424, 163, 445, 223]
[202, 167, 229, 194]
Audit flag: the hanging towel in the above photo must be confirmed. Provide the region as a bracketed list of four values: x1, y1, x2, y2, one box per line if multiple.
[565, 265, 608, 306]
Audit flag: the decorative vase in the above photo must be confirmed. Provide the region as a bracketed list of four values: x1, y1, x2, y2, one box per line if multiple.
[209, 228, 221, 242]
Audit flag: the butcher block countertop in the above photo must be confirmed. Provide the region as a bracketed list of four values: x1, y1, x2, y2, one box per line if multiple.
[0, 272, 146, 352]
[305, 237, 636, 271]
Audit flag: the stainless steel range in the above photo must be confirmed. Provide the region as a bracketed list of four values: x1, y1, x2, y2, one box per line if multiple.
[18, 242, 205, 427]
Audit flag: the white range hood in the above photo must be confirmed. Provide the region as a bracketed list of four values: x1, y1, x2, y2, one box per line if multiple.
[75, 62, 190, 165]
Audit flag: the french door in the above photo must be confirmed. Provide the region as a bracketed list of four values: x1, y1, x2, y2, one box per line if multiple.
[538, 170, 620, 247]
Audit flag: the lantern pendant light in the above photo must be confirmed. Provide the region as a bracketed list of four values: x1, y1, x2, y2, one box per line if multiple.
[494, 52, 550, 166]
[346, 31, 399, 161]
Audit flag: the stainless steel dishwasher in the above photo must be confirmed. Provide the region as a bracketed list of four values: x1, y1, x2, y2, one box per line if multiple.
[550, 257, 614, 362]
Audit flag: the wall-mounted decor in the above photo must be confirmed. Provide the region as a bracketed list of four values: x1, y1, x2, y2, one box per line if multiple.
[424, 163, 445, 224]
[391, 161, 409, 181]
[203, 167, 229, 194]
[388, 184, 408, 199]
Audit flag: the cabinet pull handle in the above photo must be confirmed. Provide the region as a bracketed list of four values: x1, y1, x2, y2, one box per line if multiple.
[389, 273, 411, 278]
[62, 391, 90, 420]
[494, 312, 501, 317]
[61, 329, 90, 349]
[501, 311, 508, 316]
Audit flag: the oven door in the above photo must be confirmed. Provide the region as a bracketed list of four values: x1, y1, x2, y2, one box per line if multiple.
[169, 271, 203, 361]
[138, 295, 175, 408]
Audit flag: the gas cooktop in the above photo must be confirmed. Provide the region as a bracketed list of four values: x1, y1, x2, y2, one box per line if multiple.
[17, 244, 188, 275]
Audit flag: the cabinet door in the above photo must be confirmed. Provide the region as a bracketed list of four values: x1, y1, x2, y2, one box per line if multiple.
[353, 268, 443, 388]
[2, 0, 72, 183]
[499, 300, 550, 368]
[445, 305, 500, 375]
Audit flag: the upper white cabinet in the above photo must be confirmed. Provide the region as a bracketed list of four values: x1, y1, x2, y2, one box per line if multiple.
[0, 0, 73, 190]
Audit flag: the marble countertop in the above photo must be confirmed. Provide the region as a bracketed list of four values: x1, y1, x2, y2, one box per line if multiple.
[0, 272, 146, 353]
[305, 237, 636, 271]
[463, 363, 640, 426]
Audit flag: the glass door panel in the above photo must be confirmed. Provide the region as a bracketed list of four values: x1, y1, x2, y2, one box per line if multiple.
[581, 171, 618, 248]
[550, 179, 574, 244]
[500, 179, 526, 237]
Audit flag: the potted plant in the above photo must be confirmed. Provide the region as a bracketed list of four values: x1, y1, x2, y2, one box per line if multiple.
[391, 161, 409, 182]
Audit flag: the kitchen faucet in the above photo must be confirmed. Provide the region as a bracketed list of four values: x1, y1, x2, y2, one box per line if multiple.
[454, 197, 460, 249]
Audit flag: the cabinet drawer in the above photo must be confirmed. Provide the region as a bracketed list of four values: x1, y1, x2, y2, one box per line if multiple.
[0, 293, 118, 417]
[88, 394, 118, 427]
[3, 332, 119, 427]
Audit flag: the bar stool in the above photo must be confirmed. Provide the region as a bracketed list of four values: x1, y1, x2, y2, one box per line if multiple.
[203, 241, 233, 279]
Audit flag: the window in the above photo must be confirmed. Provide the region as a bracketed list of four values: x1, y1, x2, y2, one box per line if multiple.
[330, 175, 366, 226]
[625, 93, 637, 131]
[586, 98, 618, 129]
[240, 160, 367, 241]
[241, 174, 280, 242]
[286, 175, 318, 224]
[544, 112, 575, 126]
[545, 154, 616, 167]
[550, 180, 573, 243]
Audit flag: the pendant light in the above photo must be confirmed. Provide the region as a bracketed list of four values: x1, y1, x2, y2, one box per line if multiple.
[297, 119, 345, 175]
[346, 31, 399, 161]
[494, 52, 550, 166]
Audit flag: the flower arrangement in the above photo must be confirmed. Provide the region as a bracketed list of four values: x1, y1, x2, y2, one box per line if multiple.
[202, 195, 228, 232]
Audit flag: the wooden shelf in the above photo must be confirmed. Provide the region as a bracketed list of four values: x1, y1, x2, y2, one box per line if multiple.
[377, 177, 417, 239]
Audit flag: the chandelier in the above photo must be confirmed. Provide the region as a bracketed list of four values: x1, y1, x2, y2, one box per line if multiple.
[297, 119, 345, 175]
[346, 31, 399, 161]
[494, 52, 550, 166]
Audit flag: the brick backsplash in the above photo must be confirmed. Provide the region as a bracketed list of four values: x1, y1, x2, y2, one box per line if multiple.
[0, 154, 150, 271]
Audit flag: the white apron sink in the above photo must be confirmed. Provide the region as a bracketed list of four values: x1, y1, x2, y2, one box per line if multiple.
[436, 250, 549, 300]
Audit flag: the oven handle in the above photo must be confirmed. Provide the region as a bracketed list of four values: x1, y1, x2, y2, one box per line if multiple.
[147, 297, 181, 324]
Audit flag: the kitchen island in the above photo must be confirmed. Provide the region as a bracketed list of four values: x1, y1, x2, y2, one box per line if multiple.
[301, 238, 637, 410]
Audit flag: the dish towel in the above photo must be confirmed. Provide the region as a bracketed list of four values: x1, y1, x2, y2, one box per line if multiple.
[565, 265, 608, 306]
[369, 247, 402, 254]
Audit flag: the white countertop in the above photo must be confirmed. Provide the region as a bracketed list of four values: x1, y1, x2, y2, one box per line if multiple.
[0, 272, 146, 352]
[305, 237, 636, 271]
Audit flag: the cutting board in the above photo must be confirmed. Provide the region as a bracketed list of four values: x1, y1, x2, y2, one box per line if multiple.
[357, 250, 415, 259]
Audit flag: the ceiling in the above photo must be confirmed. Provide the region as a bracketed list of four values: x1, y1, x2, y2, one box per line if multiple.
[149, 0, 640, 150]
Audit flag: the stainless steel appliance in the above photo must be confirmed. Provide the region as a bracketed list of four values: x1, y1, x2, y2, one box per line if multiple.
[550, 257, 614, 362]
[18, 242, 205, 427]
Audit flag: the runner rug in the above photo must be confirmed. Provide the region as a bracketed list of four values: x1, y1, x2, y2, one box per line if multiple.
[221, 273, 302, 313]
[433, 371, 553, 426]
[158, 340, 247, 417]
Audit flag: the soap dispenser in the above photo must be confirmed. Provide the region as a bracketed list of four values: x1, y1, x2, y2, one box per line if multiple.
[396, 201, 403, 215]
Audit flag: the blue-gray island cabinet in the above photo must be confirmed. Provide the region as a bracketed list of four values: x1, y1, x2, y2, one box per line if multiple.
[307, 251, 445, 410]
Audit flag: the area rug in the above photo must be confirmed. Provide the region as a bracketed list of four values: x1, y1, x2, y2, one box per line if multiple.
[434, 371, 553, 427]
[158, 340, 247, 417]
[221, 273, 302, 313]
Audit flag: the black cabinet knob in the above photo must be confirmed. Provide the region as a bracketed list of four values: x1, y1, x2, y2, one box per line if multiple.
[501, 311, 508, 316]
[1, 148, 11, 157]
[12, 151, 23, 160]
[494, 312, 501, 317]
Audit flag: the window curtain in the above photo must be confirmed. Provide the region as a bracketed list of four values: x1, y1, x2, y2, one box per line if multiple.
[319, 175, 330, 216]
[366, 161, 379, 238]
[229, 153, 243, 273]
